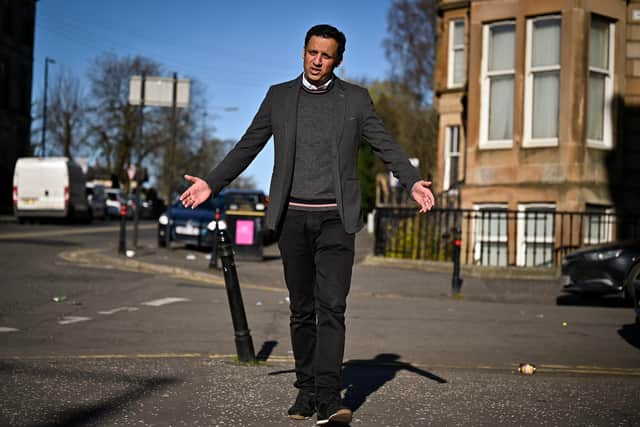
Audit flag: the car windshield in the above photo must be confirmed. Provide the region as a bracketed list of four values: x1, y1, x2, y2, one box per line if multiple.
[174, 199, 217, 211]
[225, 193, 263, 210]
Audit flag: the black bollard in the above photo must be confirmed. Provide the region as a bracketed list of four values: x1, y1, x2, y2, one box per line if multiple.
[118, 202, 127, 255]
[208, 209, 222, 270]
[216, 223, 256, 363]
[451, 227, 463, 295]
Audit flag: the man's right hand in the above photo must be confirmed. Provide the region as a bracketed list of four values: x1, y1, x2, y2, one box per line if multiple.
[180, 174, 212, 209]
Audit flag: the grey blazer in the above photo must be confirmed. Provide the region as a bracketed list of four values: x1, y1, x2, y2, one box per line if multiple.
[204, 75, 421, 234]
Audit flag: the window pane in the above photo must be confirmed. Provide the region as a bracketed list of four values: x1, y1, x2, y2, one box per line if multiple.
[525, 211, 554, 239]
[449, 126, 460, 153]
[525, 243, 553, 267]
[482, 243, 508, 266]
[532, 71, 560, 138]
[489, 24, 515, 71]
[587, 73, 605, 140]
[589, 18, 609, 70]
[453, 49, 465, 84]
[453, 20, 464, 45]
[449, 157, 459, 187]
[489, 75, 514, 140]
[532, 18, 561, 67]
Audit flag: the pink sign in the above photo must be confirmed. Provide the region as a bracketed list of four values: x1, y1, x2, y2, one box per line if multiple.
[235, 220, 255, 245]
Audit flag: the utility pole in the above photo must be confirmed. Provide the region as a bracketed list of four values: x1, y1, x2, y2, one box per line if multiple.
[165, 72, 178, 247]
[40, 57, 56, 157]
[133, 73, 145, 249]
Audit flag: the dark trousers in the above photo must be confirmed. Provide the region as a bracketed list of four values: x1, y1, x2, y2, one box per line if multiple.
[277, 209, 355, 395]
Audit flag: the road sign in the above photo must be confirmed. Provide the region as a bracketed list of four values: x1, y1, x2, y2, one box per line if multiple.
[129, 75, 190, 108]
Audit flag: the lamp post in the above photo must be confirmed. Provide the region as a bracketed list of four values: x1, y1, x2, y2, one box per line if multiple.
[40, 57, 56, 157]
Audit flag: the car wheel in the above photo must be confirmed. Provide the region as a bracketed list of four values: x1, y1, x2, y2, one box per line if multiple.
[624, 261, 640, 325]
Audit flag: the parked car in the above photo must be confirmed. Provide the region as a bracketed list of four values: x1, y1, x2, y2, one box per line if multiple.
[13, 157, 91, 222]
[157, 188, 271, 249]
[85, 183, 107, 220]
[105, 189, 133, 219]
[561, 240, 640, 303]
[157, 197, 222, 248]
[624, 260, 640, 325]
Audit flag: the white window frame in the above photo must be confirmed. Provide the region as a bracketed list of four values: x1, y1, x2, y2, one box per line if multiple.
[479, 21, 516, 150]
[523, 15, 562, 148]
[443, 125, 461, 191]
[583, 206, 615, 245]
[473, 203, 509, 266]
[448, 19, 465, 88]
[587, 17, 615, 150]
[516, 203, 555, 267]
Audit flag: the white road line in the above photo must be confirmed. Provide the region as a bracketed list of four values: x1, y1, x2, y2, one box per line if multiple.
[141, 297, 191, 307]
[98, 307, 139, 315]
[0, 327, 19, 332]
[58, 316, 91, 325]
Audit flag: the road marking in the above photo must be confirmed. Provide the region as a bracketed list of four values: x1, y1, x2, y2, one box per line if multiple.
[98, 307, 139, 315]
[0, 224, 156, 240]
[0, 327, 19, 332]
[141, 297, 190, 307]
[58, 316, 91, 325]
[1, 353, 638, 376]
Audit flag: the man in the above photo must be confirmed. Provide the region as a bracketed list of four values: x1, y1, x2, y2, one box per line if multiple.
[180, 24, 434, 425]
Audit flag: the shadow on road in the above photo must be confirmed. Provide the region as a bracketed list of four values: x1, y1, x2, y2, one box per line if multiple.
[556, 294, 632, 308]
[618, 323, 640, 350]
[341, 353, 447, 412]
[256, 340, 278, 361]
[268, 353, 447, 416]
[0, 361, 180, 427]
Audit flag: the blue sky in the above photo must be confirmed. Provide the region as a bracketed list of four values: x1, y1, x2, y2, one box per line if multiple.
[34, 0, 394, 192]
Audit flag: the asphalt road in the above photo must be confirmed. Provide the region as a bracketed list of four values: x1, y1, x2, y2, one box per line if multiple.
[0, 220, 639, 426]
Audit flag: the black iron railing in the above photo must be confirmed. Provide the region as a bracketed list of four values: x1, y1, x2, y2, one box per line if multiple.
[374, 207, 640, 268]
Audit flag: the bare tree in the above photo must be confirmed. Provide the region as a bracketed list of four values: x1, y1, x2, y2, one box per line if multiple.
[384, 0, 438, 103]
[45, 69, 89, 158]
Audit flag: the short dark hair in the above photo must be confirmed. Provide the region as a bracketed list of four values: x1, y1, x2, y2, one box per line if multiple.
[305, 24, 346, 62]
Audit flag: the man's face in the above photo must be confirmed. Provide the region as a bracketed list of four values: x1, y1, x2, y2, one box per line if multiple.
[303, 35, 340, 85]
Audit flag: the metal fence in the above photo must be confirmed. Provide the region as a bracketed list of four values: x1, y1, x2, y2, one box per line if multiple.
[374, 207, 640, 268]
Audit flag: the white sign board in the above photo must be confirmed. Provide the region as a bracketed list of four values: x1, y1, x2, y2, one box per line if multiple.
[129, 76, 190, 108]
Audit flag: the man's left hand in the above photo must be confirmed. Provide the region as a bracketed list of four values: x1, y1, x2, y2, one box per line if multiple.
[411, 180, 435, 213]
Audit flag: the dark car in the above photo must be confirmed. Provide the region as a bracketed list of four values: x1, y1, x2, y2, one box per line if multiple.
[157, 189, 271, 250]
[157, 197, 221, 248]
[561, 240, 640, 304]
[624, 260, 640, 324]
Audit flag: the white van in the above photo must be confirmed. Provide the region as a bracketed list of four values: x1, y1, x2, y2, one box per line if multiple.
[13, 157, 91, 222]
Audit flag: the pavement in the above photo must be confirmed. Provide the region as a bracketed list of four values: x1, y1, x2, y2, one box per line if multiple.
[2, 223, 640, 426]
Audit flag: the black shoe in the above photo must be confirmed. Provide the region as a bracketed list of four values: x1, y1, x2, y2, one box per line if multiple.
[316, 393, 352, 425]
[288, 389, 316, 420]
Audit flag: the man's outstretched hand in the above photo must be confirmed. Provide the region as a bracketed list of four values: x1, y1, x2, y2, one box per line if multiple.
[411, 180, 435, 214]
[180, 174, 212, 209]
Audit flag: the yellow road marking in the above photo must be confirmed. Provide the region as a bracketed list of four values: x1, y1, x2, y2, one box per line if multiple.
[2, 353, 638, 376]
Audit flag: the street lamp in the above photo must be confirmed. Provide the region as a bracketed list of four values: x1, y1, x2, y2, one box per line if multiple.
[40, 57, 56, 157]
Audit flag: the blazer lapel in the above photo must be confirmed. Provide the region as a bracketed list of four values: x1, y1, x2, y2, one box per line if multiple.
[333, 79, 346, 150]
[283, 76, 301, 166]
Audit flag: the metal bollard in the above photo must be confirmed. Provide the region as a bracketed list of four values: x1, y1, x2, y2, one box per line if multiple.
[451, 226, 463, 295]
[216, 221, 256, 363]
[118, 202, 127, 255]
[208, 209, 222, 270]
